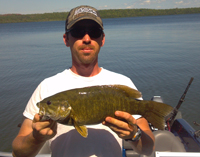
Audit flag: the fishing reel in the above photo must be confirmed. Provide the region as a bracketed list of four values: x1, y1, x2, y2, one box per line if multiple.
[193, 121, 200, 138]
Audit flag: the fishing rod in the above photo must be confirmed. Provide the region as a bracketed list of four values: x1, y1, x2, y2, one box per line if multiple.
[168, 77, 194, 127]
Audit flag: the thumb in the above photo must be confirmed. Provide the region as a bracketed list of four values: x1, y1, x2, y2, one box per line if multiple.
[33, 113, 41, 123]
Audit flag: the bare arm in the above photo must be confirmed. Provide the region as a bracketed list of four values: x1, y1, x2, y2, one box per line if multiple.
[12, 114, 57, 157]
[103, 111, 155, 156]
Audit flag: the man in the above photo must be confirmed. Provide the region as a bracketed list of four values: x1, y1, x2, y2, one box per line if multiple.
[12, 5, 154, 157]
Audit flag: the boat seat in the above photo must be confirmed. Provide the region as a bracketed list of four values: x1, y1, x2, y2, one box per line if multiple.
[141, 130, 186, 157]
[123, 130, 186, 157]
[123, 140, 140, 157]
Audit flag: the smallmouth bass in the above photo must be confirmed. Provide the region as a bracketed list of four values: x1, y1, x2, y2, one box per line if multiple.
[37, 85, 173, 137]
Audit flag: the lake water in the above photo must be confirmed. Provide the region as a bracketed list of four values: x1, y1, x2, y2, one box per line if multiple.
[0, 14, 200, 151]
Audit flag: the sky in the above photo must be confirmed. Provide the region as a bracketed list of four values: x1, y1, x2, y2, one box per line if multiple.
[1, 0, 200, 14]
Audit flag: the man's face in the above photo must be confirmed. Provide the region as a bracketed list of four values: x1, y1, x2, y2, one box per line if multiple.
[64, 20, 105, 66]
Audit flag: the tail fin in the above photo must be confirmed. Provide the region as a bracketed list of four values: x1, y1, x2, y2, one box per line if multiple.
[140, 100, 174, 130]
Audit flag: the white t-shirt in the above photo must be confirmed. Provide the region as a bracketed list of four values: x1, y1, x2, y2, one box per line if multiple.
[23, 68, 139, 157]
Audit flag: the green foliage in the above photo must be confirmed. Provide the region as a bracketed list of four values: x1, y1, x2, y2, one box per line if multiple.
[0, 12, 68, 23]
[99, 7, 200, 18]
[1, 8, 200, 23]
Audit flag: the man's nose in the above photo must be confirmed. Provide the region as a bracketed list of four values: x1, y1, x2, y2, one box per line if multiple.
[82, 33, 91, 44]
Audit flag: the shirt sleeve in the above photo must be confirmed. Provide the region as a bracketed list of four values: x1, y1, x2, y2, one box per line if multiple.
[23, 82, 43, 120]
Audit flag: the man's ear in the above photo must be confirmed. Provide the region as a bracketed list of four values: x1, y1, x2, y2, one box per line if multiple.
[101, 33, 105, 47]
[63, 34, 70, 47]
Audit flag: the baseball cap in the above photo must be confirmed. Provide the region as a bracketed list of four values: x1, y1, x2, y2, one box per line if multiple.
[65, 5, 103, 31]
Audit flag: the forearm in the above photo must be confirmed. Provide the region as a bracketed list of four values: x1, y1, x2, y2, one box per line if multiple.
[12, 132, 45, 157]
[129, 130, 155, 156]
[12, 115, 57, 157]
[103, 112, 155, 155]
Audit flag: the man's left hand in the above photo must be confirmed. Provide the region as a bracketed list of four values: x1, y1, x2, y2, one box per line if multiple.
[102, 111, 138, 140]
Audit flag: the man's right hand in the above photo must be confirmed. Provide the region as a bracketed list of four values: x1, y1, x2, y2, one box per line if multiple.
[12, 114, 57, 157]
[32, 113, 57, 142]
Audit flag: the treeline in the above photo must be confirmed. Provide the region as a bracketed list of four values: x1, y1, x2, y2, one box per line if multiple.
[1, 7, 200, 24]
[0, 12, 67, 23]
[99, 7, 200, 18]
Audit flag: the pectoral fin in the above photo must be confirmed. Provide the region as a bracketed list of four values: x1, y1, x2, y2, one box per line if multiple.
[72, 118, 88, 138]
[74, 123, 88, 138]
[69, 107, 88, 138]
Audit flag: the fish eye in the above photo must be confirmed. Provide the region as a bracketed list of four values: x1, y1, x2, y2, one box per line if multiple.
[47, 100, 51, 105]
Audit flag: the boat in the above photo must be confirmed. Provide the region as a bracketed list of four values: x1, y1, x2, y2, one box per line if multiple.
[123, 96, 200, 157]
[123, 78, 200, 157]
[1, 79, 200, 157]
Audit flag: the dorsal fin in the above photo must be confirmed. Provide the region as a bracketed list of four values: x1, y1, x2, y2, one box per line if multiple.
[112, 85, 142, 99]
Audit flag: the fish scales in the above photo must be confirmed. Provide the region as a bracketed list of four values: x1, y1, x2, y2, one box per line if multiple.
[55, 85, 140, 124]
[37, 85, 174, 137]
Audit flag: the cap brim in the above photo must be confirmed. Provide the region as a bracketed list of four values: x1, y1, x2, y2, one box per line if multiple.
[67, 16, 103, 30]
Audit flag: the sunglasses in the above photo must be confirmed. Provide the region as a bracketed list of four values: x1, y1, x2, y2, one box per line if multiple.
[67, 27, 103, 39]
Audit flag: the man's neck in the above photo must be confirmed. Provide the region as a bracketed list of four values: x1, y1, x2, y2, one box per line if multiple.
[70, 63, 102, 77]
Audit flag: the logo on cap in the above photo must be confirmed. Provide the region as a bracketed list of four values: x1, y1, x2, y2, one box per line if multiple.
[74, 7, 97, 17]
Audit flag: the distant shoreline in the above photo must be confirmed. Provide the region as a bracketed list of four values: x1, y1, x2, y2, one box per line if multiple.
[1, 7, 200, 24]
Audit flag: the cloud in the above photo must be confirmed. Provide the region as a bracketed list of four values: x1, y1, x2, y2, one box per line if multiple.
[125, 3, 136, 9]
[157, 0, 166, 3]
[145, 0, 151, 3]
[110, 0, 200, 10]
[126, 6, 133, 9]
[98, 5, 108, 10]
[175, 1, 183, 4]
[140, 0, 151, 6]
[142, 0, 151, 4]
